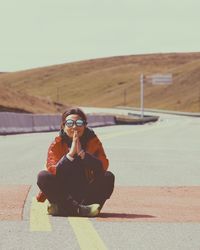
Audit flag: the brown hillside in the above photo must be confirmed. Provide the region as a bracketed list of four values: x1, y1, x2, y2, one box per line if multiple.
[0, 85, 68, 113]
[0, 52, 200, 113]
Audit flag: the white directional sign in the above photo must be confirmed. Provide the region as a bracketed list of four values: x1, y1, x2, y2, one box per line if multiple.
[144, 74, 173, 85]
[140, 73, 173, 118]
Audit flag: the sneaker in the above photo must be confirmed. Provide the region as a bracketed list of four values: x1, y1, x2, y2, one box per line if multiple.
[78, 203, 100, 217]
[47, 203, 59, 216]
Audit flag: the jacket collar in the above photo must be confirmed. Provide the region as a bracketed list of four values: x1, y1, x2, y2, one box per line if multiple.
[59, 127, 96, 150]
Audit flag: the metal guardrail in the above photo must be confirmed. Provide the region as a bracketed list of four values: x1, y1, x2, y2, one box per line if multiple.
[0, 112, 116, 135]
[117, 106, 200, 118]
[0, 109, 161, 135]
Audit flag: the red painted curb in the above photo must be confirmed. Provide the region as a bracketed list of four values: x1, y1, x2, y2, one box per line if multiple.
[98, 186, 200, 222]
[0, 185, 31, 221]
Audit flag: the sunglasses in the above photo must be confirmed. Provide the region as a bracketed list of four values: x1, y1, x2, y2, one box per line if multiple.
[65, 119, 86, 127]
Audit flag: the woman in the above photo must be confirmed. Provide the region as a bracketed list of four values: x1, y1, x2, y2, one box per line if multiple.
[37, 107, 115, 217]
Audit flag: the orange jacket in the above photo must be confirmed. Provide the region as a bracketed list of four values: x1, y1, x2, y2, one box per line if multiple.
[37, 128, 109, 202]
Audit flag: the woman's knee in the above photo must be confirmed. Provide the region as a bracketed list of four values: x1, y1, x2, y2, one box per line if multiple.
[104, 171, 115, 186]
[37, 170, 53, 187]
[103, 171, 115, 198]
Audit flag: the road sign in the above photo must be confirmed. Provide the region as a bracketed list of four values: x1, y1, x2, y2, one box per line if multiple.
[140, 73, 173, 118]
[144, 74, 173, 85]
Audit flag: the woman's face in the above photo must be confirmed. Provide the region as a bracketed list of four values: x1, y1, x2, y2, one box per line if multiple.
[64, 114, 86, 138]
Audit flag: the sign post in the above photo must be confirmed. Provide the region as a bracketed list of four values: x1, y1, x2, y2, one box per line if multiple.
[140, 74, 144, 118]
[140, 73, 173, 118]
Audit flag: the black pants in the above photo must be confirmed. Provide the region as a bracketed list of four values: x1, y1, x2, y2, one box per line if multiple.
[37, 162, 115, 215]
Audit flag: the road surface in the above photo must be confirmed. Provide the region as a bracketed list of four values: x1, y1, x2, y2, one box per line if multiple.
[0, 109, 200, 249]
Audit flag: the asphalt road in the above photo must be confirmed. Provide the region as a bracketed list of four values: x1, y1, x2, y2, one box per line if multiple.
[0, 109, 200, 249]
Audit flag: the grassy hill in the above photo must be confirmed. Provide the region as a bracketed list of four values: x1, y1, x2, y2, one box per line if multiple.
[0, 85, 68, 113]
[0, 52, 200, 113]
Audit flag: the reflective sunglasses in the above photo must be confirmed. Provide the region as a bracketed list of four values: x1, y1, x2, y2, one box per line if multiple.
[65, 119, 85, 127]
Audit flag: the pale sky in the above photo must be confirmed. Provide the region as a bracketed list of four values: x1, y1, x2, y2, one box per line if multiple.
[1, 0, 200, 72]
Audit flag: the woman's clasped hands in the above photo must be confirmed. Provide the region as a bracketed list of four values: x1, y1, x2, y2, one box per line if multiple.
[68, 131, 85, 159]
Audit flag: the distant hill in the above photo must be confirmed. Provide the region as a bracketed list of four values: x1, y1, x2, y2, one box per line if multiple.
[0, 52, 200, 113]
[0, 85, 68, 113]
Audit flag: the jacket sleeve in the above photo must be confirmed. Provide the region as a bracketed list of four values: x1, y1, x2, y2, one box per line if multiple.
[46, 137, 68, 175]
[86, 136, 109, 171]
[37, 137, 67, 202]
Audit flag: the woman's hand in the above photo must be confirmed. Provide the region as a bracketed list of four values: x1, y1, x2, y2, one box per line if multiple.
[76, 134, 85, 159]
[68, 130, 79, 157]
[68, 130, 85, 160]
[76, 134, 82, 155]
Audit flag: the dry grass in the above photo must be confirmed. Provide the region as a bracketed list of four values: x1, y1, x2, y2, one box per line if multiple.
[0, 52, 200, 113]
[0, 85, 68, 113]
